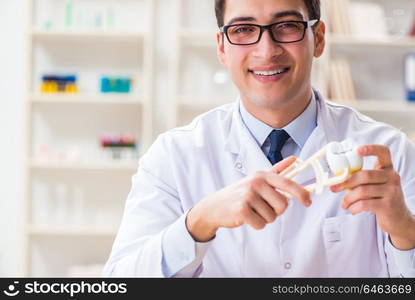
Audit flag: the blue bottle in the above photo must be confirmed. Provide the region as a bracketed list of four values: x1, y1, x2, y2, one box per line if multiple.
[405, 53, 415, 102]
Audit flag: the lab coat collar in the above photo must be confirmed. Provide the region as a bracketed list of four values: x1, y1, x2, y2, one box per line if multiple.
[224, 90, 338, 178]
[224, 101, 271, 175]
[239, 92, 318, 150]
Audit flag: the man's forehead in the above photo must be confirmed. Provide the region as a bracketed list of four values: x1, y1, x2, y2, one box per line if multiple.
[226, 10, 306, 25]
[224, 0, 308, 23]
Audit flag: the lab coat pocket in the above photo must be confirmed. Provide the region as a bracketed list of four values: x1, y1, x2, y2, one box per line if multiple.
[322, 212, 383, 277]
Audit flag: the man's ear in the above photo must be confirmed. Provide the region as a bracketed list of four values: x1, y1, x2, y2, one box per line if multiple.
[313, 21, 326, 58]
[216, 32, 227, 67]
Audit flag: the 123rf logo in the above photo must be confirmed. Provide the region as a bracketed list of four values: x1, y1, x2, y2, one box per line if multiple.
[2, 281, 127, 297]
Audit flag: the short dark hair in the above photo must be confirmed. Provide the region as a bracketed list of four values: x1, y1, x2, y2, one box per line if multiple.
[214, 0, 321, 28]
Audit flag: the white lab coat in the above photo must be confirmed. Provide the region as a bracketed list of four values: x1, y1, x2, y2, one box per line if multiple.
[103, 91, 415, 277]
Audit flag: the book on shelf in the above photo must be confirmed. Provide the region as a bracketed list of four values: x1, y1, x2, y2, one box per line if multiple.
[324, 0, 351, 36]
[338, 0, 352, 36]
[325, 0, 388, 39]
[329, 58, 356, 103]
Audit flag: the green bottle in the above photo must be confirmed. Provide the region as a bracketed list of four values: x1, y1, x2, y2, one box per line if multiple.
[65, 0, 73, 29]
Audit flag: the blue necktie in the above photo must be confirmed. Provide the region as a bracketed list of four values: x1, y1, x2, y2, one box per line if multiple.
[266, 130, 290, 165]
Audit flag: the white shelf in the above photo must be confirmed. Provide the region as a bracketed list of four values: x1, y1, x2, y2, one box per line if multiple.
[330, 35, 415, 48]
[30, 93, 144, 105]
[331, 99, 415, 113]
[31, 30, 146, 42]
[28, 225, 117, 237]
[30, 159, 138, 171]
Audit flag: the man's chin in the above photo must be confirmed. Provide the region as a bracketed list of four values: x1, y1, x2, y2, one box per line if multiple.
[245, 94, 288, 110]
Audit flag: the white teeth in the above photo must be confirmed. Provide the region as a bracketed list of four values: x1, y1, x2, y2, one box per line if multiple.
[253, 68, 287, 76]
[326, 140, 363, 176]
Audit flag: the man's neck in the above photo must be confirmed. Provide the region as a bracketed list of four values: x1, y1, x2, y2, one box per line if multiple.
[241, 89, 313, 129]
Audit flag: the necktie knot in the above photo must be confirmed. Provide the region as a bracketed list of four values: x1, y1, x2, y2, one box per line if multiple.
[267, 129, 290, 165]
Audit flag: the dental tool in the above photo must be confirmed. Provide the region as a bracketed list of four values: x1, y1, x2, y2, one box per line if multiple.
[280, 139, 363, 195]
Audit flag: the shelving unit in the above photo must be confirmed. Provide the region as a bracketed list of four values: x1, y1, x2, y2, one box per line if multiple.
[23, 0, 154, 277]
[325, 0, 415, 138]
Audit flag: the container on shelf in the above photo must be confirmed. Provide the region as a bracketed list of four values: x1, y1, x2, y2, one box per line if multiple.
[40, 74, 78, 93]
[405, 53, 415, 101]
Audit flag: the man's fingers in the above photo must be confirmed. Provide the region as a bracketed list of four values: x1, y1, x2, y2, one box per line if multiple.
[244, 208, 267, 230]
[271, 156, 297, 174]
[342, 184, 384, 209]
[331, 170, 388, 192]
[346, 198, 381, 215]
[265, 172, 311, 207]
[358, 144, 393, 170]
[249, 196, 277, 223]
[255, 181, 289, 215]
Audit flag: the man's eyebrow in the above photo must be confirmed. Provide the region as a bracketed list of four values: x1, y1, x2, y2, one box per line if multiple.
[226, 16, 256, 26]
[226, 10, 306, 26]
[272, 10, 305, 20]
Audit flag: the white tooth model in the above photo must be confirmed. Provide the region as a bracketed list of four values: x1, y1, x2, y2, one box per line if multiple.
[279, 139, 363, 195]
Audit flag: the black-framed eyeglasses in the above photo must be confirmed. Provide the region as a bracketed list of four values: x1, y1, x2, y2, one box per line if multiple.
[220, 20, 319, 45]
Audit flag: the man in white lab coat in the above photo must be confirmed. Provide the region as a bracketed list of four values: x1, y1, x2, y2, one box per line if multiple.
[103, 0, 415, 277]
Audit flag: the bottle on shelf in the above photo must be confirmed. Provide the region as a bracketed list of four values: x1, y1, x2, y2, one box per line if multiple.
[405, 53, 415, 102]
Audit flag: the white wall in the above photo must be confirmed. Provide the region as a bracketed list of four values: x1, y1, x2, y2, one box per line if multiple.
[0, 0, 26, 276]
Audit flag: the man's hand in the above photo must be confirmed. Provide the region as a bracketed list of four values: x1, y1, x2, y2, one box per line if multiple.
[186, 156, 311, 242]
[330, 144, 415, 250]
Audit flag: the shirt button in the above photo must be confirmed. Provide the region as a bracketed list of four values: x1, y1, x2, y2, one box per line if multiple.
[235, 162, 243, 169]
[284, 262, 292, 270]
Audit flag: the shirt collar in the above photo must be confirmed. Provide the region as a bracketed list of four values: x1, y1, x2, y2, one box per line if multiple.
[239, 91, 318, 149]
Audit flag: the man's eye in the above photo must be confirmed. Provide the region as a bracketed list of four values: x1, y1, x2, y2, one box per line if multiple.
[231, 26, 255, 34]
[277, 23, 301, 30]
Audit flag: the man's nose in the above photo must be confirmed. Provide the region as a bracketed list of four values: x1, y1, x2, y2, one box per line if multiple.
[252, 30, 284, 59]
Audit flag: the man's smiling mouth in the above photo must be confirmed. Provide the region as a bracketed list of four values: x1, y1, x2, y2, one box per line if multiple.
[250, 67, 290, 76]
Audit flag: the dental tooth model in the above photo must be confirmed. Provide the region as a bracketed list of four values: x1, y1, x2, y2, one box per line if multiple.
[279, 139, 363, 195]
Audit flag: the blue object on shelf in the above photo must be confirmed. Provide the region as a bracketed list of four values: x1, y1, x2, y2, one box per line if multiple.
[63, 75, 76, 82]
[100, 77, 111, 93]
[100, 76, 131, 93]
[405, 53, 415, 102]
[119, 78, 131, 93]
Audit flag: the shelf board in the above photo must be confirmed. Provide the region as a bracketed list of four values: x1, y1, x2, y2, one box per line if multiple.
[31, 30, 145, 42]
[30, 93, 144, 105]
[28, 225, 117, 237]
[330, 35, 415, 47]
[330, 99, 415, 113]
[30, 159, 138, 171]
